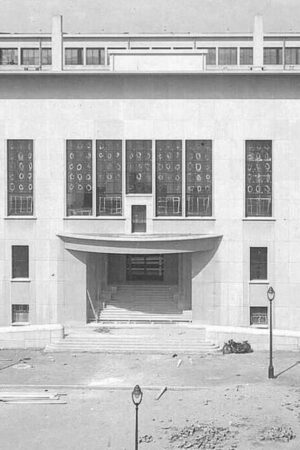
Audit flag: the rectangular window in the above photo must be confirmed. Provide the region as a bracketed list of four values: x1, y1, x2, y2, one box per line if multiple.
[156, 140, 182, 216]
[285, 47, 300, 65]
[12, 245, 29, 278]
[126, 140, 152, 194]
[66, 140, 93, 216]
[65, 48, 83, 65]
[12, 304, 29, 323]
[132, 205, 146, 233]
[202, 48, 216, 65]
[186, 140, 212, 216]
[96, 140, 122, 215]
[240, 48, 253, 65]
[250, 306, 268, 326]
[126, 255, 164, 281]
[7, 140, 33, 216]
[21, 48, 52, 65]
[218, 48, 237, 65]
[86, 48, 105, 65]
[250, 247, 267, 280]
[0, 48, 18, 65]
[246, 141, 272, 217]
[264, 48, 282, 65]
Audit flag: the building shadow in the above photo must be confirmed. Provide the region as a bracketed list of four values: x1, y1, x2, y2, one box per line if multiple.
[275, 361, 300, 379]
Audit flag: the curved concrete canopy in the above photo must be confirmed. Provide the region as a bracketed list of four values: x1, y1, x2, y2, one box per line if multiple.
[58, 232, 223, 254]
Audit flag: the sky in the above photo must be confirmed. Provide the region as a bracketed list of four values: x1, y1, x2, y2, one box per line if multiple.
[0, 0, 300, 34]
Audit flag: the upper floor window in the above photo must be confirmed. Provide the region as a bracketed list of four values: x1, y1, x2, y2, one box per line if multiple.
[97, 140, 122, 215]
[186, 140, 212, 216]
[126, 140, 152, 194]
[65, 48, 83, 65]
[264, 48, 282, 65]
[12, 245, 29, 278]
[21, 48, 52, 66]
[86, 48, 105, 65]
[218, 48, 237, 65]
[7, 140, 33, 216]
[245, 141, 272, 217]
[250, 247, 268, 280]
[0, 48, 18, 65]
[240, 48, 253, 65]
[285, 48, 300, 65]
[156, 140, 182, 216]
[66, 140, 92, 216]
[202, 48, 216, 65]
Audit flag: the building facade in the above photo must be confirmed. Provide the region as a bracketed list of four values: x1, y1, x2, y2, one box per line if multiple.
[0, 15, 299, 342]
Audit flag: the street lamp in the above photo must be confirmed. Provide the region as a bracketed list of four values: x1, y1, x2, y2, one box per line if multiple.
[267, 286, 275, 379]
[132, 385, 143, 450]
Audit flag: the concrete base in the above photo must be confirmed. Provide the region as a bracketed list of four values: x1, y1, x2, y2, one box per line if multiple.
[0, 324, 64, 349]
[205, 325, 300, 351]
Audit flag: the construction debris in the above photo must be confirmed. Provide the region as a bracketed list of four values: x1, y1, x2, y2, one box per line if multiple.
[155, 386, 167, 401]
[0, 392, 67, 404]
[169, 422, 237, 449]
[259, 425, 296, 443]
[139, 435, 153, 444]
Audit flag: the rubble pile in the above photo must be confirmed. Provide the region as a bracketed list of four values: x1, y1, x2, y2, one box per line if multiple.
[259, 425, 296, 443]
[169, 423, 236, 449]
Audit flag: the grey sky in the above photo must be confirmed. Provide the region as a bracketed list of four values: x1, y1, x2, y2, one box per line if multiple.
[0, 0, 299, 34]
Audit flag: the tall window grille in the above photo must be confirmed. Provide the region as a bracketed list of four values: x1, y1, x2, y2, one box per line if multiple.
[240, 48, 253, 65]
[66, 140, 93, 216]
[86, 48, 105, 65]
[12, 245, 29, 278]
[285, 48, 300, 65]
[21, 48, 51, 65]
[264, 48, 282, 65]
[0, 48, 18, 65]
[96, 140, 122, 215]
[218, 48, 237, 65]
[126, 140, 152, 194]
[245, 140, 272, 217]
[250, 247, 268, 280]
[156, 140, 182, 216]
[65, 48, 83, 65]
[186, 140, 212, 216]
[7, 140, 33, 216]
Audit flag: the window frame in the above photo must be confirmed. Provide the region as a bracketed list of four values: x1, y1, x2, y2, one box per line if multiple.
[240, 47, 253, 65]
[263, 47, 283, 65]
[0, 48, 18, 65]
[12, 245, 29, 279]
[86, 48, 105, 65]
[12, 304, 29, 324]
[250, 247, 268, 281]
[65, 48, 84, 65]
[218, 47, 238, 65]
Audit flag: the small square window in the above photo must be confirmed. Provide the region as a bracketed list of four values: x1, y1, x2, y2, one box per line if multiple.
[12, 304, 29, 323]
[250, 247, 267, 280]
[12, 246, 29, 278]
[250, 306, 268, 326]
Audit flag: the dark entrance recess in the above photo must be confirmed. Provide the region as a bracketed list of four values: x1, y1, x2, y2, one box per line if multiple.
[132, 205, 146, 232]
[126, 255, 164, 281]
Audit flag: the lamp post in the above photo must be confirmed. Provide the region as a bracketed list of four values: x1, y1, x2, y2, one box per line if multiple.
[267, 286, 275, 379]
[132, 385, 143, 450]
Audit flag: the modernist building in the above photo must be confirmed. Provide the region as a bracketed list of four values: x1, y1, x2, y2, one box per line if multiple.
[0, 14, 300, 344]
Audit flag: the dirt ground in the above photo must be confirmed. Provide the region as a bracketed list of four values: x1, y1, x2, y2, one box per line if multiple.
[0, 349, 299, 449]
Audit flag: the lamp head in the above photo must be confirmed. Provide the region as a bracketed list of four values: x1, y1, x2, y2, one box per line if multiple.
[267, 286, 275, 302]
[132, 385, 143, 406]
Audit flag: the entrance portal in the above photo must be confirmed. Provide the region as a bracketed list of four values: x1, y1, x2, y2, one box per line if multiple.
[126, 254, 164, 281]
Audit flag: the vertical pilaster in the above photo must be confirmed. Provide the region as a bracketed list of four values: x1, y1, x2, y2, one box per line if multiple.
[52, 15, 63, 71]
[253, 15, 264, 68]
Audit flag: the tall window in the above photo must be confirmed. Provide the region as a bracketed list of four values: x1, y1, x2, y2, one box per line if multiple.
[218, 48, 237, 65]
[96, 140, 122, 215]
[7, 140, 33, 216]
[156, 140, 182, 216]
[264, 48, 282, 65]
[21, 48, 51, 65]
[0, 48, 18, 65]
[65, 48, 83, 65]
[126, 140, 152, 194]
[250, 247, 267, 280]
[12, 245, 29, 278]
[186, 140, 212, 216]
[245, 141, 272, 217]
[285, 48, 300, 65]
[86, 48, 105, 65]
[240, 48, 253, 65]
[66, 140, 92, 216]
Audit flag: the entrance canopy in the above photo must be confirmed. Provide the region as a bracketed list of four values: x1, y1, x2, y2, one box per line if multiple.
[57, 232, 222, 254]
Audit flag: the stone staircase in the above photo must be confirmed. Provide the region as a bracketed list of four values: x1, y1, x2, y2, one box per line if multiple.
[45, 324, 220, 354]
[98, 284, 191, 323]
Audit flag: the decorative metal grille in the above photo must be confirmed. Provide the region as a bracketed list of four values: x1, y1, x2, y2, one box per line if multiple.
[96, 140, 122, 215]
[218, 48, 237, 65]
[12, 304, 29, 323]
[250, 307, 268, 326]
[186, 140, 212, 216]
[264, 48, 283, 65]
[66, 140, 93, 216]
[156, 140, 182, 216]
[240, 48, 253, 65]
[126, 255, 164, 281]
[126, 140, 152, 194]
[250, 247, 268, 280]
[0, 48, 18, 65]
[7, 140, 33, 216]
[246, 141, 272, 217]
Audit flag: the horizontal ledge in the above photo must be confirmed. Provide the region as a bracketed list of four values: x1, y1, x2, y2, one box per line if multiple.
[10, 278, 31, 283]
[242, 217, 276, 222]
[153, 217, 215, 221]
[249, 280, 269, 284]
[63, 216, 126, 220]
[4, 216, 37, 220]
